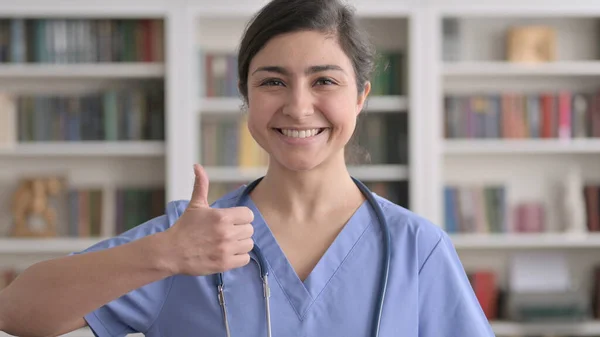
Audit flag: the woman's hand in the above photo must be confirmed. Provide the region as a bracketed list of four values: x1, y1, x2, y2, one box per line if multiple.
[163, 164, 255, 276]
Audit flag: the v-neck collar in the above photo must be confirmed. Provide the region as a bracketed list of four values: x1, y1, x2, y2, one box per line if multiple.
[240, 194, 375, 320]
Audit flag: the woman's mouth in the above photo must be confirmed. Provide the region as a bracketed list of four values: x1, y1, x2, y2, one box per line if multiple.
[275, 128, 326, 139]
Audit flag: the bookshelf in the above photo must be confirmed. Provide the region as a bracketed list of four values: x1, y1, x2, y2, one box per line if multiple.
[429, 0, 600, 333]
[3, 0, 600, 336]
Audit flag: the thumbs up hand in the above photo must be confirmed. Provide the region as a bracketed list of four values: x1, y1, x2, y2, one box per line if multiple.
[164, 164, 255, 276]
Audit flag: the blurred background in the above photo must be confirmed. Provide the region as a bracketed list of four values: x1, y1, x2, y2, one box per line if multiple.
[1, 0, 600, 336]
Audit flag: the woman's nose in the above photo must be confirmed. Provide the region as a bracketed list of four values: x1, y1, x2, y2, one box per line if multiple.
[281, 86, 314, 119]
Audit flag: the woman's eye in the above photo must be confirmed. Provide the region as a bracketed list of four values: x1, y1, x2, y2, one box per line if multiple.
[315, 78, 336, 86]
[261, 79, 285, 86]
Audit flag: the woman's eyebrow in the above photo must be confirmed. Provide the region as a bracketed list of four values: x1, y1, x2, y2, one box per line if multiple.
[251, 64, 346, 76]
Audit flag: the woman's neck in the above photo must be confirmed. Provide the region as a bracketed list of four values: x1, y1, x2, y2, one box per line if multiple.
[250, 152, 363, 223]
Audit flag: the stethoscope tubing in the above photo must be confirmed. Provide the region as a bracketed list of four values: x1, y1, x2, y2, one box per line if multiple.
[215, 176, 391, 337]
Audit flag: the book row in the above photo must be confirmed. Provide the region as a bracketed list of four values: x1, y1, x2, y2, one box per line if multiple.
[200, 113, 408, 167]
[200, 51, 407, 98]
[0, 86, 165, 144]
[5, 187, 166, 239]
[0, 18, 164, 64]
[444, 91, 600, 139]
[444, 185, 507, 234]
[473, 264, 600, 323]
[65, 187, 165, 238]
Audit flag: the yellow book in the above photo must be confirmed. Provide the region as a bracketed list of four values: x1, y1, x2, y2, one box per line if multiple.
[238, 116, 256, 167]
[0, 93, 16, 149]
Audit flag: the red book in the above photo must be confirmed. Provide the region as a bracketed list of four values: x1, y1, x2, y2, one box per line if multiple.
[586, 185, 600, 232]
[473, 271, 498, 320]
[558, 91, 572, 139]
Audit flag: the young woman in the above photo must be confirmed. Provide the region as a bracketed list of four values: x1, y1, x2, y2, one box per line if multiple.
[0, 0, 494, 336]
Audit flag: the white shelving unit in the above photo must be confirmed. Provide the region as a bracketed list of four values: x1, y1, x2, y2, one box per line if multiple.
[1, 0, 600, 336]
[427, 1, 600, 335]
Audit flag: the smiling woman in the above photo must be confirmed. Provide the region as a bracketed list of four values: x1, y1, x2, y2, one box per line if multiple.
[0, 1, 494, 337]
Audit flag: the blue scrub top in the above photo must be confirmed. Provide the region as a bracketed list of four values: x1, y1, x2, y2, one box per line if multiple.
[72, 185, 495, 337]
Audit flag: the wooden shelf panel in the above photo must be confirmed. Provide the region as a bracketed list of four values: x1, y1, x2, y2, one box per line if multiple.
[451, 233, 600, 249]
[444, 139, 600, 154]
[4, 233, 600, 255]
[0, 327, 143, 337]
[0, 63, 165, 79]
[491, 320, 600, 336]
[443, 61, 600, 77]
[204, 164, 409, 182]
[0, 238, 106, 254]
[0, 141, 166, 157]
[198, 96, 408, 114]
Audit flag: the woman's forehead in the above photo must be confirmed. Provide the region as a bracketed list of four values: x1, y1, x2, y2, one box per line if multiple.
[249, 31, 353, 73]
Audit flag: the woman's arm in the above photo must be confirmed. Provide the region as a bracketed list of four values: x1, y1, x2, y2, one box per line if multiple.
[0, 232, 173, 337]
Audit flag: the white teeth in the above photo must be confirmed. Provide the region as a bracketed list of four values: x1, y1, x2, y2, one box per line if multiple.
[280, 128, 321, 138]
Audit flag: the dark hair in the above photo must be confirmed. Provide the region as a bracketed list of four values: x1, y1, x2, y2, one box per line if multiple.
[237, 0, 375, 165]
[237, 0, 376, 103]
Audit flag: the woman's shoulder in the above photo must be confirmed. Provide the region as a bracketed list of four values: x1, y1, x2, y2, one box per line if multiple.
[371, 193, 448, 266]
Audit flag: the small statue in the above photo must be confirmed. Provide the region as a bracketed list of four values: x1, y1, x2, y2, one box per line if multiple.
[562, 166, 586, 234]
[10, 176, 63, 237]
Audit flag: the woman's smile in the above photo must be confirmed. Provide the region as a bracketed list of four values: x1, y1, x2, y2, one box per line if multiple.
[273, 127, 330, 145]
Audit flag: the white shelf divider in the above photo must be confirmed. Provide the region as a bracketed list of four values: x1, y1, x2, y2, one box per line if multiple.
[205, 164, 409, 183]
[198, 95, 408, 114]
[0, 238, 106, 254]
[0, 141, 166, 157]
[444, 139, 600, 155]
[491, 320, 600, 337]
[443, 61, 600, 77]
[451, 233, 600, 249]
[0, 63, 165, 79]
[0, 327, 143, 337]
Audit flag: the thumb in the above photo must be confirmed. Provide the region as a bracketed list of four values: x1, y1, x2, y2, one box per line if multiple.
[190, 164, 210, 208]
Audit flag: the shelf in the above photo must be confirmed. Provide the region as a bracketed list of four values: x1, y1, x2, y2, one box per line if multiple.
[0, 328, 142, 337]
[363, 95, 409, 112]
[491, 320, 600, 336]
[0, 238, 107, 254]
[198, 96, 408, 114]
[443, 139, 600, 155]
[450, 233, 600, 249]
[205, 165, 409, 182]
[443, 61, 600, 77]
[0, 63, 165, 79]
[0, 141, 166, 157]
[1, 329, 92, 337]
[4, 233, 599, 255]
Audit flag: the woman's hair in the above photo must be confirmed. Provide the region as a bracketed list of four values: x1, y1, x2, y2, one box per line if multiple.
[237, 0, 376, 165]
[238, 0, 375, 102]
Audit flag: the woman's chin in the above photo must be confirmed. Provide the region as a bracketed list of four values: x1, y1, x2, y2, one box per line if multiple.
[273, 155, 324, 172]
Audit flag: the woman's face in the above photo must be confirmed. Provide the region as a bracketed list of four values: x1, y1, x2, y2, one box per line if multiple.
[246, 30, 370, 172]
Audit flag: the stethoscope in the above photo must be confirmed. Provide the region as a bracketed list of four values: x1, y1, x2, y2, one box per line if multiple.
[215, 176, 391, 337]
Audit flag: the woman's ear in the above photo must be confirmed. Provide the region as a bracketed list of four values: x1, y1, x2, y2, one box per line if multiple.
[356, 81, 371, 116]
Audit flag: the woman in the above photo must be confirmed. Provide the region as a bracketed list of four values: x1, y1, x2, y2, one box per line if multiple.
[0, 0, 494, 336]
